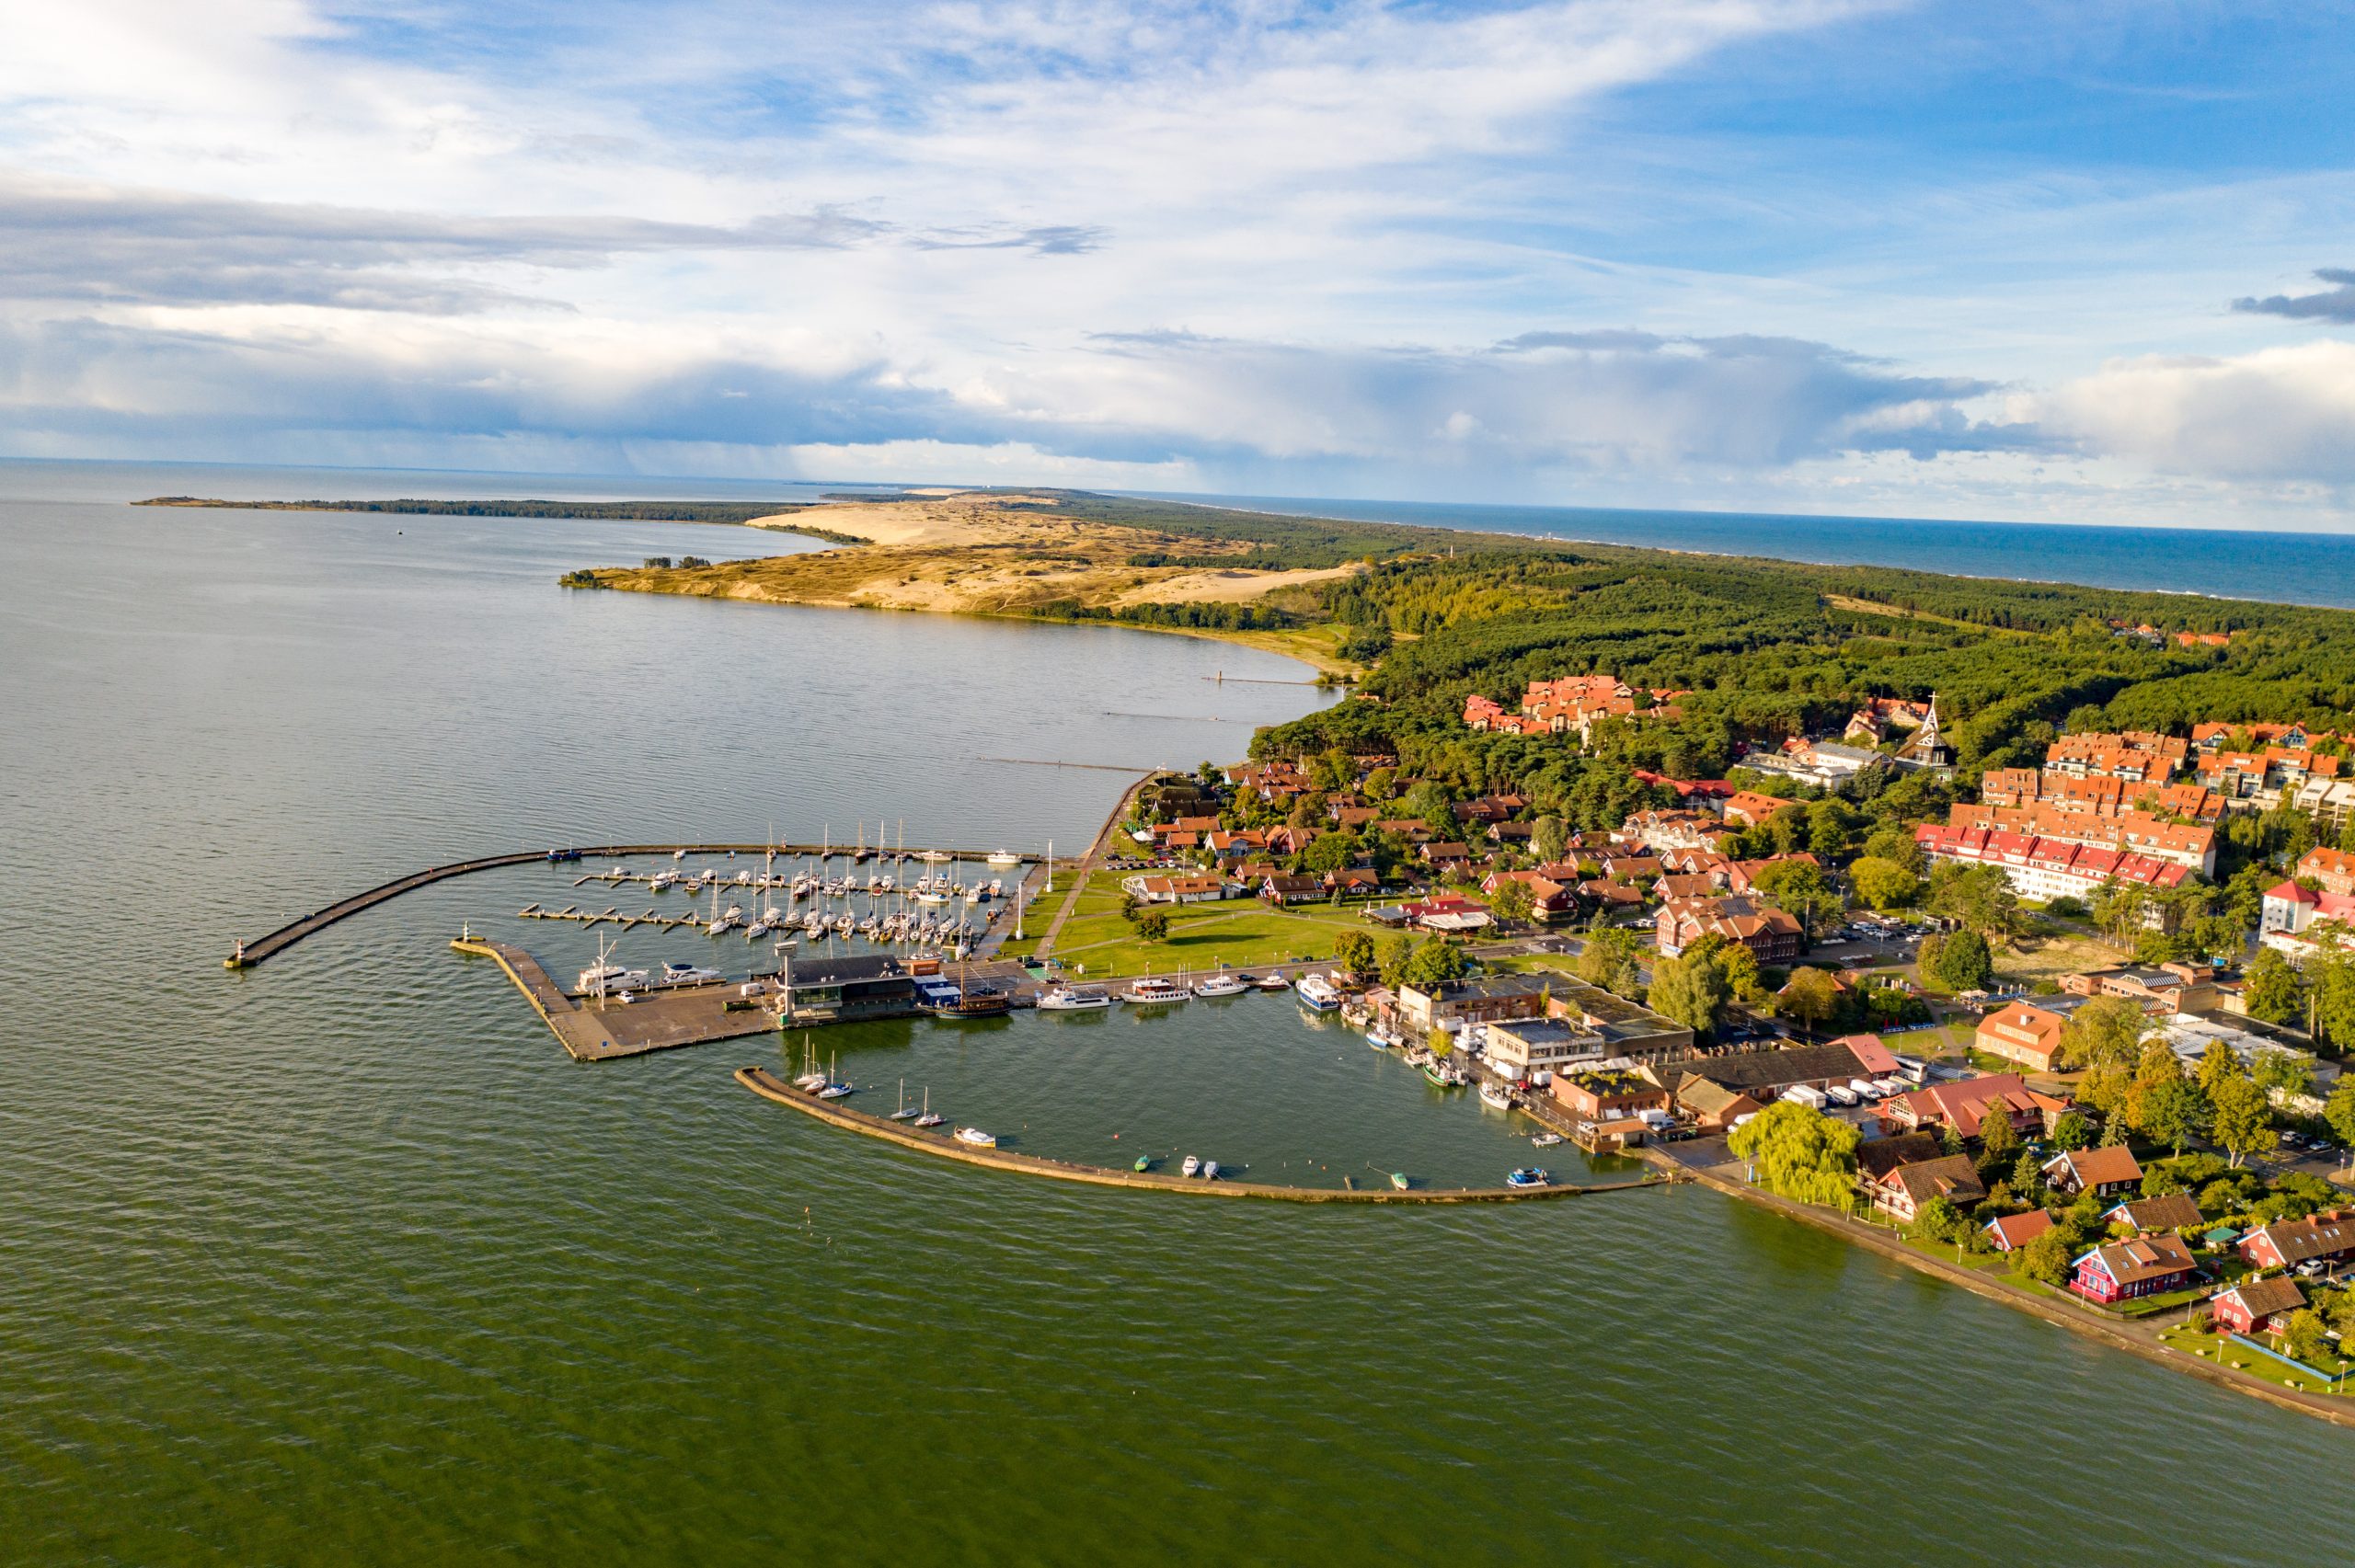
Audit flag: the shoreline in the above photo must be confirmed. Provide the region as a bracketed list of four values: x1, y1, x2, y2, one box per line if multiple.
[1663, 1151, 2355, 1431]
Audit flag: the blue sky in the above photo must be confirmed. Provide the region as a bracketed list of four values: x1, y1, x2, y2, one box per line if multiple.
[2, 0, 2353, 526]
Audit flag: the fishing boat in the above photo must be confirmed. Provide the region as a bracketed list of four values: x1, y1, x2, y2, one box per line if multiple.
[1388, 1172, 1409, 1191]
[1530, 1132, 1565, 1149]
[954, 1126, 996, 1148]
[1294, 972, 1342, 1012]
[888, 1080, 919, 1121]
[1506, 1167, 1551, 1188]
[930, 982, 1011, 1019]
[1192, 967, 1248, 999]
[1422, 1058, 1467, 1089]
[1037, 985, 1111, 1012]
[1478, 1082, 1513, 1112]
[1202, 1160, 1220, 1181]
[1120, 976, 1189, 1006]
[1181, 1155, 1201, 1177]
[1364, 1026, 1399, 1049]
[986, 850, 1020, 868]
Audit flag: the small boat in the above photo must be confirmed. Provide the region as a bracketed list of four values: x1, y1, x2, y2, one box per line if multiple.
[987, 850, 1020, 868]
[817, 1082, 854, 1100]
[889, 1080, 919, 1121]
[1202, 1160, 1220, 1181]
[672, 849, 686, 861]
[913, 1088, 943, 1128]
[1388, 1172, 1408, 1191]
[1530, 1132, 1565, 1149]
[1254, 972, 1291, 991]
[1181, 1155, 1201, 1178]
[649, 870, 679, 892]
[1120, 977, 1189, 1006]
[1364, 1026, 1399, 1049]
[1132, 1155, 1151, 1173]
[1506, 1167, 1551, 1188]
[1478, 1082, 1513, 1112]
[1037, 985, 1111, 1012]
[1192, 969, 1248, 999]
[1421, 1059, 1462, 1089]
[1295, 973, 1341, 1012]
[955, 1126, 996, 1148]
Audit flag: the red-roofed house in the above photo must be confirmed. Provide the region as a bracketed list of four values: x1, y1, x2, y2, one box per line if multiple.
[1881, 1074, 2062, 1140]
[2070, 1234, 2197, 1304]
[2041, 1145, 2143, 1199]
[1984, 1209, 2056, 1253]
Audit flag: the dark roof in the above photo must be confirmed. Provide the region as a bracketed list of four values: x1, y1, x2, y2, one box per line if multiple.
[2106, 1193, 2202, 1234]
[1890, 1155, 1985, 1207]
[1655, 1042, 1867, 1093]
[1857, 1131, 1946, 1182]
[781, 953, 904, 986]
[2250, 1217, 2355, 1265]
[2223, 1276, 2306, 1319]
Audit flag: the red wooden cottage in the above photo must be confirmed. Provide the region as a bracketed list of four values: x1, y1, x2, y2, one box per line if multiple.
[2237, 1215, 2355, 1273]
[2069, 1233, 2197, 1305]
[2211, 1276, 2307, 1338]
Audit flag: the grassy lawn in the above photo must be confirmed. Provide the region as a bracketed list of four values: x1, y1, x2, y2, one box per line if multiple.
[2157, 1325, 2355, 1396]
[1026, 869, 1384, 979]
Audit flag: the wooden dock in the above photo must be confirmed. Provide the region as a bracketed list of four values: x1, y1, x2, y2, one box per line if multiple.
[735, 1067, 1675, 1204]
[451, 937, 778, 1061]
[225, 840, 1043, 969]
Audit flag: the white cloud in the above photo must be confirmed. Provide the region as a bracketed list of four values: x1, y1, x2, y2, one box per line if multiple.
[2039, 340, 2355, 485]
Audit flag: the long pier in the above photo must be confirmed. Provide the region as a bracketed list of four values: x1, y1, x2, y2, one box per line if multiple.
[453, 937, 781, 1060]
[225, 841, 1039, 969]
[736, 1068, 1674, 1204]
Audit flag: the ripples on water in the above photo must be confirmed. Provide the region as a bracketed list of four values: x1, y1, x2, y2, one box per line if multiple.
[2, 464, 2348, 1565]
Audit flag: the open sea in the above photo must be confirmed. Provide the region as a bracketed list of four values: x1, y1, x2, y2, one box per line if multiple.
[6, 460, 2353, 1565]
[1143, 491, 2355, 609]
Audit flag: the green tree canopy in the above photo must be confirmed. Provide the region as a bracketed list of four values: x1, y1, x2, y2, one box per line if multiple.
[2209, 1072, 2274, 1169]
[2244, 947, 2302, 1026]
[1650, 949, 1732, 1037]
[1728, 1102, 1861, 1207]
[1848, 856, 1920, 913]
[1777, 967, 1842, 1030]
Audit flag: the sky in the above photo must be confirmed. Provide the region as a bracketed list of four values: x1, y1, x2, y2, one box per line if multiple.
[4, 0, 2354, 527]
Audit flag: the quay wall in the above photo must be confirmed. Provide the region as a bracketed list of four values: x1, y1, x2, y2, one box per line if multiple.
[737, 1068, 1673, 1206]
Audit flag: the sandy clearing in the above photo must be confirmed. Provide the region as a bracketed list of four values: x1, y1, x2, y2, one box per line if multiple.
[1111, 563, 1361, 606]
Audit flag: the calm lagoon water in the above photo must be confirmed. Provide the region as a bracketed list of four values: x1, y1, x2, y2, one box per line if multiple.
[4, 462, 2350, 1565]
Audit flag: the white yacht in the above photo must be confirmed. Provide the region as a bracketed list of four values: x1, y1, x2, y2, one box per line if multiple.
[659, 961, 722, 985]
[1037, 985, 1111, 1011]
[1120, 977, 1189, 1006]
[1192, 969, 1248, 999]
[649, 870, 680, 892]
[578, 962, 649, 993]
[1294, 972, 1342, 1012]
[986, 850, 1020, 868]
[954, 1126, 996, 1148]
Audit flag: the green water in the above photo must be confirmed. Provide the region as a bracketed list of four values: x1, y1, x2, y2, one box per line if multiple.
[5, 464, 2349, 1565]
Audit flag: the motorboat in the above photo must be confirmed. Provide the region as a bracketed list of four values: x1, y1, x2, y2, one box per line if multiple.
[649, 870, 679, 892]
[1037, 986, 1111, 1012]
[1530, 1132, 1565, 1149]
[578, 962, 649, 993]
[1478, 1082, 1514, 1112]
[1363, 1026, 1399, 1049]
[954, 1126, 997, 1148]
[1181, 1155, 1201, 1177]
[1132, 1155, 1151, 1173]
[987, 850, 1020, 868]
[1388, 1172, 1409, 1191]
[1192, 970, 1248, 999]
[1120, 977, 1189, 1006]
[1506, 1167, 1551, 1188]
[1254, 972, 1291, 991]
[1294, 972, 1342, 1012]
[1202, 1160, 1220, 1181]
[658, 961, 722, 985]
